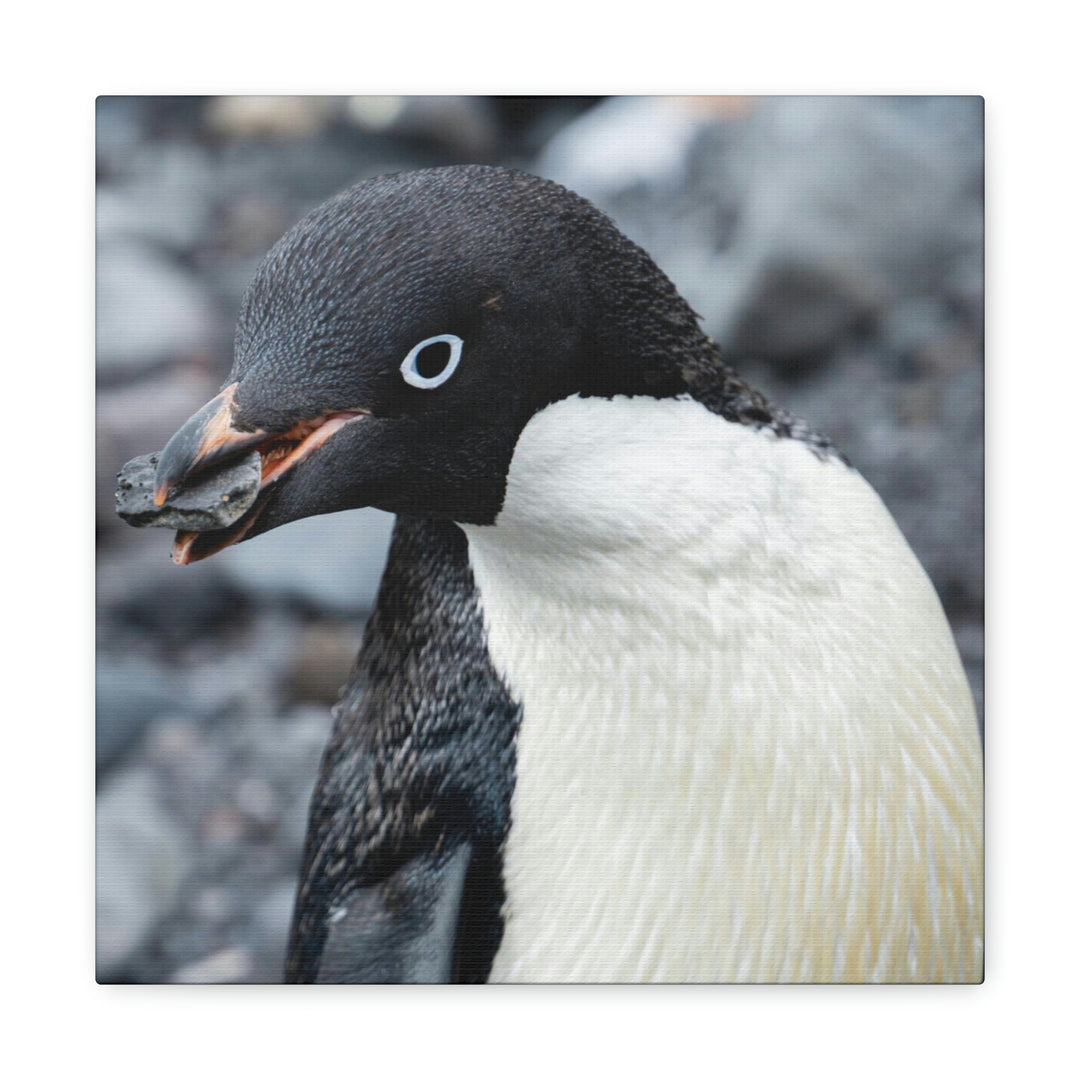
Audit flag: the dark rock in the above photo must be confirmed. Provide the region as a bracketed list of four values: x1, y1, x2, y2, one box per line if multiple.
[539, 96, 983, 371]
[106, 568, 253, 654]
[724, 260, 877, 372]
[346, 95, 499, 160]
[115, 451, 262, 532]
[284, 622, 361, 705]
[96, 656, 192, 771]
[97, 368, 223, 547]
[96, 97, 149, 180]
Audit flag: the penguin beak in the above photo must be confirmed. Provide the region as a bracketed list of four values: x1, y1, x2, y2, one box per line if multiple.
[152, 384, 265, 507]
[154, 383, 370, 565]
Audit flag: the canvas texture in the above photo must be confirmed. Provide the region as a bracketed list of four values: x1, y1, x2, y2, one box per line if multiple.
[96, 95, 984, 984]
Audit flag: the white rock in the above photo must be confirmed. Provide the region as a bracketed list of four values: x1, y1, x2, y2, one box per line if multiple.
[171, 945, 253, 984]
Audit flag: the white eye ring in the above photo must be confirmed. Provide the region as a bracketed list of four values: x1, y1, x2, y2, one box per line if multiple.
[400, 334, 463, 389]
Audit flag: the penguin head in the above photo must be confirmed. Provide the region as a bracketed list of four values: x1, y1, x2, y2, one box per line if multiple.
[154, 166, 712, 562]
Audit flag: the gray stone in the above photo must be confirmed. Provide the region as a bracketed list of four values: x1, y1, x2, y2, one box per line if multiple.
[248, 881, 299, 980]
[96, 656, 191, 771]
[285, 622, 361, 705]
[115, 451, 262, 532]
[97, 768, 195, 978]
[171, 945, 253, 984]
[96, 368, 223, 547]
[96, 142, 217, 252]
[538, 96, 710, 203]
[539, 96, 983, 368]
[882, 296, 957, 359]
[96, 238, 222, 376]
[220, 506, 395, 615]
[346, 95, 498, 159]
[189, 885, 235, 926]
[235, 776, 279, 829]
[699, 97, 983, 359]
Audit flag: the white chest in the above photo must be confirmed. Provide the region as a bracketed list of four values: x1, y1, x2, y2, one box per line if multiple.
[461, 395, 982, 983]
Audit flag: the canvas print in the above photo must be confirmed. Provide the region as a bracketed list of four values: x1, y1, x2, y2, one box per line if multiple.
[96, 95, 984, 983]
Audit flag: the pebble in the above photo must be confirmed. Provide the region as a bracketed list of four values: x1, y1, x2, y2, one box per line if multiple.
[115, 450, 262, 532]
[96, 768, 195, 979]
[236, 777, 279, 828]
[172, 946, 254, 984]
[96, 238, 222, 376]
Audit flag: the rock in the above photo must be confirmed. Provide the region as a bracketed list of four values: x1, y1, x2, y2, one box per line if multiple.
[723, 259, 877, 372]
[115, 451, 262, 532]
[538, 96, 711, 203]
[96, 367, 223, 547]
[724, 98, 981, 363]
[539, 96, 983, 371]
[146, 718, 203, 766]
[96, 656, 192, 771]
[256, 707, 335, 787]
[881, 296, 958, 361]
[96, 142, 217, 252]
[104, 566, 253, 654]
[220, 506, 395, 615]
[204, 97, 343, 140]
[97, 768, 195, 979]
[171, 945, 253, 983]
[273, 708, 335, 852]
[201, 806, 247, 849]
[189, 885, 235, 926]
[215, 196, 292, 257]
[346, 95, 498, 160]
[235, 776, 279, 830]
[247, 881, 299, 981]
[285, 622, 360, 704]
[96, 238, 222, 377]
[96, 97, 149, 179]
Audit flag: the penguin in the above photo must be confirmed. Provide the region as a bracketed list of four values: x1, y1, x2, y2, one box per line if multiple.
[147, 164, 983, 983]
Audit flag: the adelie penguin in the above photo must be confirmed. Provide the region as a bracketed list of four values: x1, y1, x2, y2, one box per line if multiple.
[119, 164, 983, 983]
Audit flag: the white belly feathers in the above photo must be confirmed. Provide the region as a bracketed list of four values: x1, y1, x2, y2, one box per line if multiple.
[460, 394, 983, 983]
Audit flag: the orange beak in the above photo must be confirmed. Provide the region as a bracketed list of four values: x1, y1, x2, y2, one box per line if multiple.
[152, 383, 267, 507]
[151, 383, 371, 565]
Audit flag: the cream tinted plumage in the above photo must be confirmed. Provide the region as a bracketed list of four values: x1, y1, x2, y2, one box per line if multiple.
[135, 165, 982, 982]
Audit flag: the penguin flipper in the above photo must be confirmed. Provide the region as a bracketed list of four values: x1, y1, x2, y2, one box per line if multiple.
[309, 843, 473, 984]
[284, 517, 520, 984]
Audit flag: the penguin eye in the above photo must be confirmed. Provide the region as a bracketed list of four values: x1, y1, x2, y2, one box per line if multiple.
[400, 334, 463, 389]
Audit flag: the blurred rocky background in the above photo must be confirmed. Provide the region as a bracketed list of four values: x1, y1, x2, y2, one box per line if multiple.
[96, 95, 984, 983]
